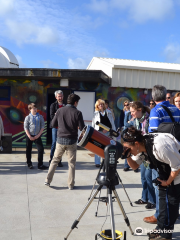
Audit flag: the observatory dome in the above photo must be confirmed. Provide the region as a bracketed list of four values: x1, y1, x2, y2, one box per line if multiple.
[0, 46, 19, 68]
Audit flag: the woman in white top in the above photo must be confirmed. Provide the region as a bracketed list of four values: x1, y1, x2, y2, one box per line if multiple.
[122, 126, 180, 240]
[92, 99, 116, 167]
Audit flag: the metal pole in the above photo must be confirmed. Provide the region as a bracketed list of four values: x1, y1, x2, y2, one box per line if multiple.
[113, 189, 134, 235]
[108, 187, 116, 240]
[64, 184, 103, 240]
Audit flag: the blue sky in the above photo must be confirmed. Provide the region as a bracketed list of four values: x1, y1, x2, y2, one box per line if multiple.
[1, 0, 180, 69]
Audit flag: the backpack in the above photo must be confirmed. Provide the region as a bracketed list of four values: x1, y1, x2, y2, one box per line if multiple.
[155, 105, 180, 142]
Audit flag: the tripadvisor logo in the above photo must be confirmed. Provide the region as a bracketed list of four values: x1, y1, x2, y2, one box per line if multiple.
[135, 227, 143, 235]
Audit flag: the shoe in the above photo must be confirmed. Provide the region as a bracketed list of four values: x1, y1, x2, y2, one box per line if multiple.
[95, 164, 100, 168]
[27, 163, 33, 169]
[135, 199, 147, 204]
[134, 168, 138, 172]
[145, 202, 156, 209]
[44, 182, 50, 187]
[69, 187, 73, 190]
[143, 215, 157, 224]
[58, 161, 63, 167]
[38, 165, 49, 170]
[123, 167, 130, 171]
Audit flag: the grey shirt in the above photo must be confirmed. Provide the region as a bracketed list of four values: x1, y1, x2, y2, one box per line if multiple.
[24, 113, 45, 136]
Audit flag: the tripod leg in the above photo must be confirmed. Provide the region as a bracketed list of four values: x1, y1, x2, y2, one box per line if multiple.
[113, 189, 134, 235]
[64, 184, 103, 240]
[108, 187, 116, 240]
[88, 159, 105, 200]
[95, 189, 101, 217]
[116, 171, 133, 206]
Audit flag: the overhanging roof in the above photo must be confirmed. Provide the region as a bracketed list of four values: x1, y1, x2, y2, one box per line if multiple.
[0, 68, 111, 85]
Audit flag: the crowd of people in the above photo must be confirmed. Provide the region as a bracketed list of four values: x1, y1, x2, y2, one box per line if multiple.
[1, 85, 180, 240]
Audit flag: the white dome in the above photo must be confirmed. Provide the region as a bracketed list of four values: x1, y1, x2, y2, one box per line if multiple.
[0, 46, 19, 68]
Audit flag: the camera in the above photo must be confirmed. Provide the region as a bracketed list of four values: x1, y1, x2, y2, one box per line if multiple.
[152, 178, 161, 186]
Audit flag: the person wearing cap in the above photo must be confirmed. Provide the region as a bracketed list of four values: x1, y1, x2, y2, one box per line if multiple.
[45, 93, 85, 190]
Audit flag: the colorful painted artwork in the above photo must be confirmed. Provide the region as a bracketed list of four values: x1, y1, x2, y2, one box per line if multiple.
[0, 77, 166, 147]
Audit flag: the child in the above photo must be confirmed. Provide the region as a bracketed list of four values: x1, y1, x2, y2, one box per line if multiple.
[24, 103, 48, 170]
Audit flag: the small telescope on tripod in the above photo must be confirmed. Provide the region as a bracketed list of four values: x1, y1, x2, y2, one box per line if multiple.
[64, 123, 134, 240]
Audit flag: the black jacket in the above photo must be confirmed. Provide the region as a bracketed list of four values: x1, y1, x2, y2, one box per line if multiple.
[51, 104, 85, 138]
[50, 101, 65, 128]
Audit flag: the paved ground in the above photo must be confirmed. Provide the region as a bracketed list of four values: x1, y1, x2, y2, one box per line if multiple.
[0, 148, 180, 240]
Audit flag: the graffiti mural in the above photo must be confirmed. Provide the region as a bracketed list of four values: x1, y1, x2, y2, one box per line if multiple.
[0, 77, 164, 147]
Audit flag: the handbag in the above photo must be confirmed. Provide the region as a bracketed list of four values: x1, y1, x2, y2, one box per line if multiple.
[157, 105, 180, 142]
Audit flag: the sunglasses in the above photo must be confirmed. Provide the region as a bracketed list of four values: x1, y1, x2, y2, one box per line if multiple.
[124, 104, 129, 106]
[166, 97, 171, 99]
[150, 103, 155, 105]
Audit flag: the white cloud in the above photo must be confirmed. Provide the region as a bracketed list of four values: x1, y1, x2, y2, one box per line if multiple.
[0, 0, 107, 60]
[39, 59, 60, 68]
[0, 0, 14, 16]
[67, 58, 88, 69]
[87, 0, 174, 23]
[15, 55, 27, 68]
[163, 43, 180, 63]
[86, 0, 109, 14]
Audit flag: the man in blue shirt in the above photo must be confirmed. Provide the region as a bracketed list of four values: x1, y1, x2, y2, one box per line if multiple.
[144, 85, 180, 225]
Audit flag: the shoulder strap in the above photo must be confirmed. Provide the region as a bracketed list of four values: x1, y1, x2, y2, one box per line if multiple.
[160, 105, 175, 122]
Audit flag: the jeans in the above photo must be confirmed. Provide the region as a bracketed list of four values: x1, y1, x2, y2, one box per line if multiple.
[156, 184, 180, 239]
[140, 163, 156, 204]
[50, 128, 57, 160]
[46, 142, 77, 188]
[26, 135, 44, 167]
[95, 154, 101, 165]
[152, 169, 159, 219]
[124, 159, 130, 168]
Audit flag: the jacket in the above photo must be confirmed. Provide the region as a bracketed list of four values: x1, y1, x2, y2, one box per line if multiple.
[51, 104, 85, 138]
[50, 101, 65, 128]
[92, 109, 116, 131]
[24, 113, 45, 136]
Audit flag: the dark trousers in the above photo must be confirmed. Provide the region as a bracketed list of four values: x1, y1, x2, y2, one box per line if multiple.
[157, 184, 180, 239]
[26, 135, 44, 167]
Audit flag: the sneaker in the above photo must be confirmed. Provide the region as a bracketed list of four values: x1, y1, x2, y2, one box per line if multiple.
[38, 165, 49, 170]
[27, 163, 33, 169]
[69, 187, 73, 190]
[135, 199, 147, 204]
[145, 202, 156, 209]
[58, 161, 63, 167]
[123, 167, 130, 171]
[44, 182, 50, 187]
[95, 164, 100, 168]
[134, 168, 139, 172]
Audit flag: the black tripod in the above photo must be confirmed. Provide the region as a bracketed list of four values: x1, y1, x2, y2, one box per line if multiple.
[89, 159, 133, 217]
[64, 145, 134, 240]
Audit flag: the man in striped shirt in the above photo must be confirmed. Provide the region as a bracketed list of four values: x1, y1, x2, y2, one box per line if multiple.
[144, 85, 180, 225]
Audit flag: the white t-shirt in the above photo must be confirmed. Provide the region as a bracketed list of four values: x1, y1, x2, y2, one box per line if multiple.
[132, 133, 180, 185]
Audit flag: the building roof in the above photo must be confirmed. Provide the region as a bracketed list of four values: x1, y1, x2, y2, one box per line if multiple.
[87, 57, 180, 90]
[0, 68, 111, 84]
[87, 57, 180, 73]
[0, 46, 19, 68]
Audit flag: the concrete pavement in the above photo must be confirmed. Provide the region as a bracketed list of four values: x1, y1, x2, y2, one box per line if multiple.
[0, 148, 180, 240]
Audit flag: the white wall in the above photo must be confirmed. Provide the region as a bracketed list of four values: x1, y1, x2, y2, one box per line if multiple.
[112, 68, 180, 90]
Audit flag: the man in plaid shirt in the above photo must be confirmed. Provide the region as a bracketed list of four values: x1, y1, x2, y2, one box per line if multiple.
[45, 93, 85, 189]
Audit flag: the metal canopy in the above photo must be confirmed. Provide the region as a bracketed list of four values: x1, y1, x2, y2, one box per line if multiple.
[0, 68, 111, 85]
